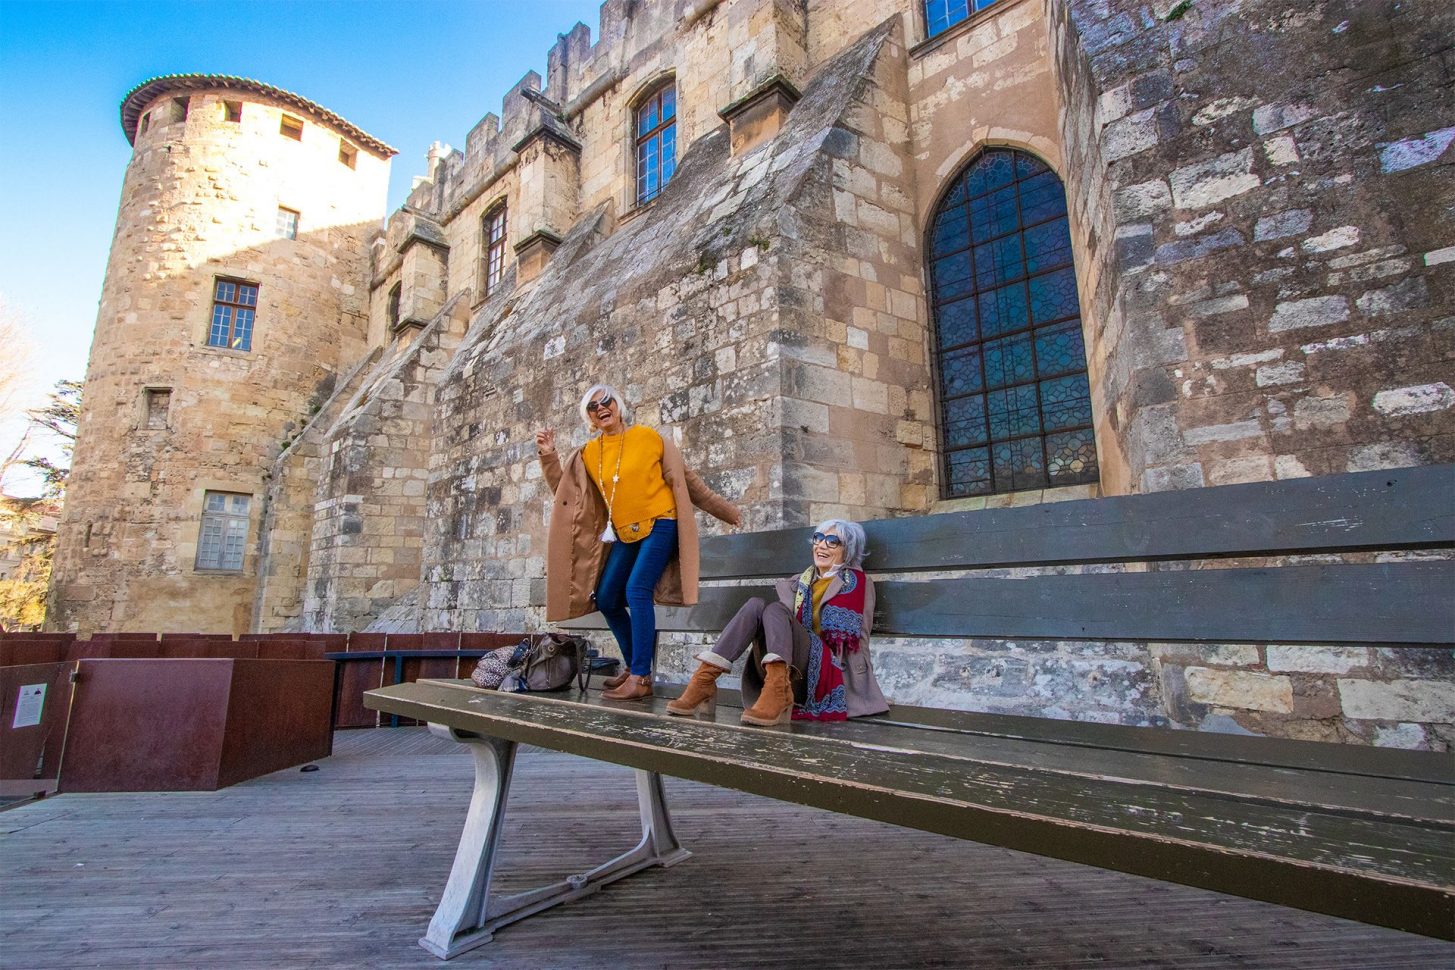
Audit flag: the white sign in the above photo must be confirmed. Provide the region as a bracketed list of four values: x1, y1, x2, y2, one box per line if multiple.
[12, 683, 46, 729]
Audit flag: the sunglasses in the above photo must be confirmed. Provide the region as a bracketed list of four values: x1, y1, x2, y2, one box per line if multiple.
[809, 532, 844, 549]
[586, 395, 615, 414]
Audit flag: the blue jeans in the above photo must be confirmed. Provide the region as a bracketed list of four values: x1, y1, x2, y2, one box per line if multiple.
[595, 518, 678, 677]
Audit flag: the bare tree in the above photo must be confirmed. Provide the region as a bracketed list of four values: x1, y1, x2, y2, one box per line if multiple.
[0, 306, 37, 427]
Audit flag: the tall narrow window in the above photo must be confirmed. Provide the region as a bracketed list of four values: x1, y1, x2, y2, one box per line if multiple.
[144, 388, 172, 430]
[276, 206, 299, 240]
[924, 0, 1002, 38]
[387, 282, 402, 330]
[928, 148, 1098, 497]
[195, 492, 250, 572]
[338, 141, 357, 168]
[280, 114, 303, 140]
[482, 204, 507, 296]
[172, 96, 190, 123]
[223, 100, 242, 123]
[139, 112, 150, 135]
[634, 82, 677, 206]
[208, 278, 258, 352]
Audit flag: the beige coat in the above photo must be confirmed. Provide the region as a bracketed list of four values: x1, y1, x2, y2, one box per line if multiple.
[539, 430, 739, 622]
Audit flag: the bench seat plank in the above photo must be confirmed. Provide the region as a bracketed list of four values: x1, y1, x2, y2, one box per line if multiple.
[365, 681, 1455, 940]
[855, 704, 1453, 784]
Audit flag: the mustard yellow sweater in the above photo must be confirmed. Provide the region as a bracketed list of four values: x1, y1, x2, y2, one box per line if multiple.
[583, 425, 677, 541]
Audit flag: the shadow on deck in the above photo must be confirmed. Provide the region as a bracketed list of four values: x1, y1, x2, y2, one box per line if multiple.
[1, 728, 1451, 969]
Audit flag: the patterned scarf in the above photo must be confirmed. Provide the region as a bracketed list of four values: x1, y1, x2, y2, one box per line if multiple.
[790, 566, 866, 721]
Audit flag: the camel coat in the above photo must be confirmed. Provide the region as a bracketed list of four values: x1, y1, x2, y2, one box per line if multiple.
[539, 430, 739, 622]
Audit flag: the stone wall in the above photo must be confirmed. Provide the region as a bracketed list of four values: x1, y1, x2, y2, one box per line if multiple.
[299, 297, 471, 633]
[406, 21, 921, 635]
[1055, 0, 1455, 494]
[252, 348, 381, 632]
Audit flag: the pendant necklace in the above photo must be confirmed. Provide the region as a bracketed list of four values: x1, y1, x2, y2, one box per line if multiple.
[596, 430, 625, 543]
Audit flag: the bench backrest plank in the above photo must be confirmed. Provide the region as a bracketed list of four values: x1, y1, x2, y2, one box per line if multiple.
[602, 560, 1453, 645]
[699, 465, 1454, 578]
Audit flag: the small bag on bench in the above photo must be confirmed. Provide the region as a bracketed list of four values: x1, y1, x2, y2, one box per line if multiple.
[469, 640, 532, 690]
[492, 633, 591, 693]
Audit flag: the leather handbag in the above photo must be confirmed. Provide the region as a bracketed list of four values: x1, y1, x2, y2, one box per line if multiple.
[499, 633, 590, 693]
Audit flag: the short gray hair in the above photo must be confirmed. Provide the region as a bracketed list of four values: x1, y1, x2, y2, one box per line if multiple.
[816, 518, 868, 569]
[578, 383, 633, 429]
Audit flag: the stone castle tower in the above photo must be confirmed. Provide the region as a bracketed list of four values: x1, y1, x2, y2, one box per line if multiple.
[49, 76, 394, 633]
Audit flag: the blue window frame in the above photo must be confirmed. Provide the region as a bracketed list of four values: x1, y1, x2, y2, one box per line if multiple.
[208, 278, 257, 352]
[924, 0, 1002, 39]
[928, 148, 1098, 497]
[483, 204, 507, 296]
[634, 82, 677, 206]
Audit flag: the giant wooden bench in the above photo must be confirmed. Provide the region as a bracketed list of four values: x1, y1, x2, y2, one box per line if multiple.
[366, 464, 1455, 958]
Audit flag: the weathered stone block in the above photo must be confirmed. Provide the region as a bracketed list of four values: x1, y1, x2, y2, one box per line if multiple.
[1252, 102, 1320, 135]
[1253, 209, 1312, 241]
[1340, 679, 1455, 722]
[1268, 296, 1350, 333]
[1356, 277, 1428, 317]
[1184, 668, 1294, 713]
[1169, 148, 1259, 210]
[1267, 646, 1369, 674]
[1301, 226, 1359, 254]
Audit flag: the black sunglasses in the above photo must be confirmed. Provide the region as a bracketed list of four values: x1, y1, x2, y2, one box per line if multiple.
[809, 532, 844, 549]
[586, 395, 615, 414]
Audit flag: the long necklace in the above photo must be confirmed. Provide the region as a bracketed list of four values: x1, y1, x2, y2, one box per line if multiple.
[596, 430, 625, 543]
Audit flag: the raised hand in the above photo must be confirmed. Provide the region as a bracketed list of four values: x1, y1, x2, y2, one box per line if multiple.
[534, 427, 556, 455]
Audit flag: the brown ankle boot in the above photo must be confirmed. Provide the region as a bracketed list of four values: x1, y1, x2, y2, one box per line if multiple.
[666, 662, 726, 716]
[600, 668, 630, 691]
[741, 662, 794, 726]
[602, 673, 653, 701]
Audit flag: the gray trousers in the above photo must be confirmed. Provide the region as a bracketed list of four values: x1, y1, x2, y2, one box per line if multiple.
[705, 597, 808, 709]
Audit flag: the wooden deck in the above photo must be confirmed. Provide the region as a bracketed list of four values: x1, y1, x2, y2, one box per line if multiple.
[2, 729, 1451, 969]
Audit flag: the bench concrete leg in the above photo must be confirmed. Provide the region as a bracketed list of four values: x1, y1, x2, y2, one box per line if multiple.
[419, 724, 691, 960]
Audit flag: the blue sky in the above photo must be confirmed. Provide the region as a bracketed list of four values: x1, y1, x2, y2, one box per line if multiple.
[0, 0, 605, 495]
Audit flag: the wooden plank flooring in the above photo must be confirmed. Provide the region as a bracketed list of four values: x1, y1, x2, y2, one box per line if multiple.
[2, 728, 1451, 969]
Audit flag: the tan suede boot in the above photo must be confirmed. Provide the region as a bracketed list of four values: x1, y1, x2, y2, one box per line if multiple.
[666, 662, 726, 716]
[602, 673, 653, 701]
[740, 661, 794, 726]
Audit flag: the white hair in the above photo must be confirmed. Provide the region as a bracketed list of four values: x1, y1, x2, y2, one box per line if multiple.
[816, 518, 868, 570]
[578, 383, 633, 430]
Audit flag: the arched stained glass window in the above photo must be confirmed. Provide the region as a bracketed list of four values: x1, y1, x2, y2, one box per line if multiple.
[928, 148, 1099, 498]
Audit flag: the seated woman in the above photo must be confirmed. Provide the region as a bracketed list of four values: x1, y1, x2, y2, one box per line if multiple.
[667, 518, 890, 725]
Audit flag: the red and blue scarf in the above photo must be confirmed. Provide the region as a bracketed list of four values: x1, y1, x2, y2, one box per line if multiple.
[790, 566, 866, 721]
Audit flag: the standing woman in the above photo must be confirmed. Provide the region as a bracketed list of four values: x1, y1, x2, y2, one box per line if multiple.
[535, 384, 741, 701]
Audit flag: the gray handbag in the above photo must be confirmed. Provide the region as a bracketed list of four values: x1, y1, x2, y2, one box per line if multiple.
[499, 633, 589, 693]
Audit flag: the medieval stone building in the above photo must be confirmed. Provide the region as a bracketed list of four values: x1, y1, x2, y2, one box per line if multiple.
[50, 0, 1454, 746]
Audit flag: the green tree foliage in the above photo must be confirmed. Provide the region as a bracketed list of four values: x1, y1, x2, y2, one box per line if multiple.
[0, 497, 55, 632]
[0, 379, 79, 629]
[19, 379, 81, 499]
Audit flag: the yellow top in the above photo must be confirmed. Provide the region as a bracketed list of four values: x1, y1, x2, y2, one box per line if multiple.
[811, 575, 834, 634]
[583, 425, 677, 541]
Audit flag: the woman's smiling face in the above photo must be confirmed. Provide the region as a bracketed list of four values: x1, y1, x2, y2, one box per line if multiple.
[811, 526, 846, 572]
[587, 391, 623, 433]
